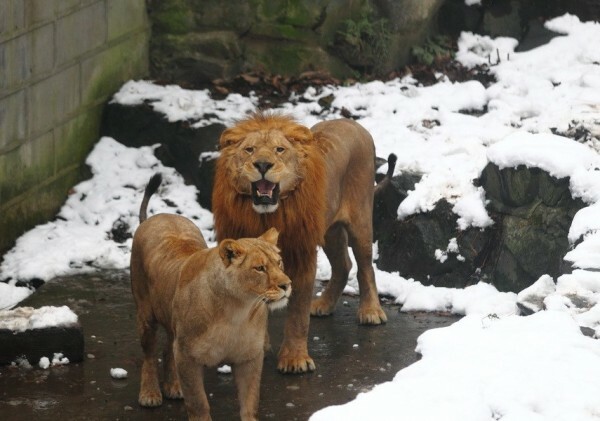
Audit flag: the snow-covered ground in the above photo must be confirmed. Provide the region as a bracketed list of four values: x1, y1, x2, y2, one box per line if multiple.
[1, 13, 600, 421]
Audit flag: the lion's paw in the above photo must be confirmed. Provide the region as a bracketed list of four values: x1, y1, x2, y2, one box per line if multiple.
[310, 297, 334, 317]
[277, 354, 316, 374]
[358, 306, 388, 325]
[139, 390, 163, 407]
[163, 382, 183, 400]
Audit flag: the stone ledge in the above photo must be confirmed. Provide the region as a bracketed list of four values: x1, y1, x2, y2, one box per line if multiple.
[0, 325, 84, 365]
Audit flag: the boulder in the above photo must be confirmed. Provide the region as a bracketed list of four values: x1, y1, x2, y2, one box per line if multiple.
[374, 162, 585, 292]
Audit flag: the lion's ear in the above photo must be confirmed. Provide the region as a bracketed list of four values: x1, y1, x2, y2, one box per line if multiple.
[259, 227, 279, 245]
[283, 124, 313, 144]
[219, 239, 246, 267]
[219, 128, 242, 149]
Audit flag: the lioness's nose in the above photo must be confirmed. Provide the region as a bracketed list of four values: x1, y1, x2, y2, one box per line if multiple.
[278, 283, 290, 292]
[254, 161, 273, 175]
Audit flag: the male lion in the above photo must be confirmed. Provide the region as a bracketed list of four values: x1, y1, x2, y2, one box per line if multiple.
[131, 173, 291, 420]
[212, 112, 387, 374]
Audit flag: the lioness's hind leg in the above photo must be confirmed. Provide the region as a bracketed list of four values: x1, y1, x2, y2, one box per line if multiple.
[163, 331, 183, 399]
[138, 317, 163, 407]
[311, 224, 351, 317]
[347, 223, 387, 325]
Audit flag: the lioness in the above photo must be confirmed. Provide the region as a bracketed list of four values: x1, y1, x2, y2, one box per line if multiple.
[212, 112, 387, 374]
[131, 173, 291, 421]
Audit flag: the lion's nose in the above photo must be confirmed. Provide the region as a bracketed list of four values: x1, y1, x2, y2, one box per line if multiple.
[254, 161, 273, 175]
[278, 282, 290, 292]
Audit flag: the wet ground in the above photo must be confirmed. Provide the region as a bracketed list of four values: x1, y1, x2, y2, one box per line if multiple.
[0, 271, 457, 420]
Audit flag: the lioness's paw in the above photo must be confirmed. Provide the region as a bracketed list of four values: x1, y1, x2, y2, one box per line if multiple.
[163, 382, 183, 400]
[310, 298, 334, 317]
[139, 390, 163, 407]
[277, 355, 316, 374]
[358, 306, 388, 325]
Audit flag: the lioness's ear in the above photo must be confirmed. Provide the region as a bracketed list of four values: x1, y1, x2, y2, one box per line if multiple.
[259, 228, 279, 245]
[219, 128, 242, 149]
[219, 239, 246, 267]
[283, 124, 313, 144]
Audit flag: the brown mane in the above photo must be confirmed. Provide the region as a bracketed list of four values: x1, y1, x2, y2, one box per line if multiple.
[212, 113, 327, 271]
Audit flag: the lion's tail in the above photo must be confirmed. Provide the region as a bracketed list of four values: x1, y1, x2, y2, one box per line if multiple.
[139, 173, 162, 223]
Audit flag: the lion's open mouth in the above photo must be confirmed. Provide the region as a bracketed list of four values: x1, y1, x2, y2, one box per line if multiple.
[251, 179, 280, 206]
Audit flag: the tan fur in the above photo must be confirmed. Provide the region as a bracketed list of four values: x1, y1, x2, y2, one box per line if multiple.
[212, 112, 387, 374]
[131, 180, 291, 421]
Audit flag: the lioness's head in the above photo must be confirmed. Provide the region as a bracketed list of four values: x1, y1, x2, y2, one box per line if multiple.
[218, 228, 291, 310]
[219, 113, 313, 214]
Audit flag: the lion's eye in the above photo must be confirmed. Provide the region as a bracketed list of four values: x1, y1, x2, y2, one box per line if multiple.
[245, 147, 254, 154]
[275, 147, 285, 153]
[255, 265, 266, 272]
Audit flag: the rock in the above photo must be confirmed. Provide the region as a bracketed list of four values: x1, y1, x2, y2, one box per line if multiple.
[0, 326, 84, 365]
[478, 163, 584, 292]
[374, 162, 584, 293]
[151, 31, 243, 83]
[0, 306, 84, 365]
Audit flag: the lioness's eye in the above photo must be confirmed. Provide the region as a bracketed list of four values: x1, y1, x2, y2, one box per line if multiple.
[255, 265, 266, 272]
[245, 147, 254, 154]
[276, 147, 285, 153]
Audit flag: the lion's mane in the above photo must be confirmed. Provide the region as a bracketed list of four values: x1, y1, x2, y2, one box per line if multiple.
[212, 113, 327, 271]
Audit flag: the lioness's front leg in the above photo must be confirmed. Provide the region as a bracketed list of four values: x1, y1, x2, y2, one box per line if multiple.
[174, 342, 211, 421]
[278, 256, 316, 374]
[234, 354, 263, 421]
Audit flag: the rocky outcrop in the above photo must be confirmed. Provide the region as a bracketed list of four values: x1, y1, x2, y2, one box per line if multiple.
[374, 163, 585, 292]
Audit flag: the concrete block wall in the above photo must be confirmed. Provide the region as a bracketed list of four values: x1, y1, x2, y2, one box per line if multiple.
[0, 0, 150, 256]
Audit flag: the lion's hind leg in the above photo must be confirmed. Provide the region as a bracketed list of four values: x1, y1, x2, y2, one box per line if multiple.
[311, 223, 351, 317]
[347, 221, 387, 325]
[137, 315, 163, 407]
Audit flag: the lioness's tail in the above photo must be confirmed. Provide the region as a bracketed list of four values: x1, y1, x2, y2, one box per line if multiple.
[139, 173, 162, 223]
[384, 153, 397, 180]
[374, 153, 397, 199]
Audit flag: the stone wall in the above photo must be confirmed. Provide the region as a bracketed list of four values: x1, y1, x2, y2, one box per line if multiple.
[0, 0, 150, 255]
[147, 0, 446, 84]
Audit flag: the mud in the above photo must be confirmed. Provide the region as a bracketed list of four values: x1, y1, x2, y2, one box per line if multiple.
[0, 271, 457, 420]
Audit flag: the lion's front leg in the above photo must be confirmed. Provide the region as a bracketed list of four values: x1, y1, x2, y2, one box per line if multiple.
[278, 256, 317, 374]
[174, 342, 211, 421]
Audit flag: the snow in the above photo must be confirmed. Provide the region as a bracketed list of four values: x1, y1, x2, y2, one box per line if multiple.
[0, 306, 78, 332]
[0, 282, 33, 311]
[110, 368, 128, 379]
[38, 357, 50, 370]
[217, 365, 232, 374]
[311, 311, 600, 421]
[0, 11, 599, 421]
